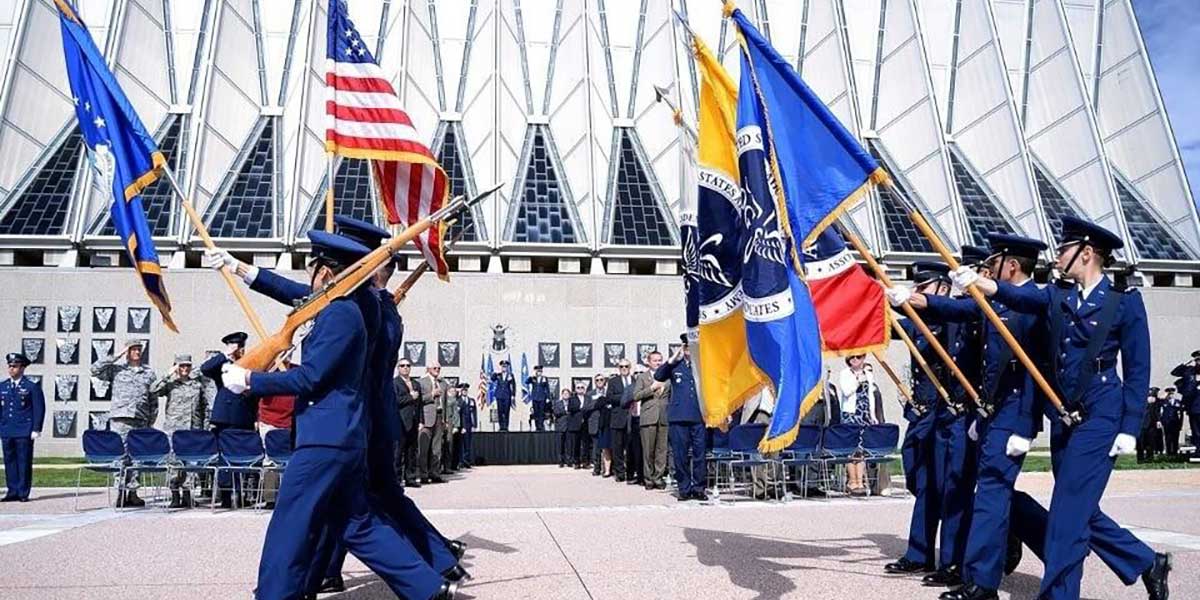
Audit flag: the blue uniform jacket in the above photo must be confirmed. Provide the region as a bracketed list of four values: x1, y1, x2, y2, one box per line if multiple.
[923, 293, 1042, 438]
[492, 373, 516, 407]
[1179, 367, 1200, 414]
[249, 298, 367, 449]
[201, 353, 258, 427]
[459, 399, 478, 431]
[994, 276, 1150, 436]
[372, 289, 403, 442]
[655, 358, 703, 424]
[0, 377, 45, 438]
[525, 377, 552, 406]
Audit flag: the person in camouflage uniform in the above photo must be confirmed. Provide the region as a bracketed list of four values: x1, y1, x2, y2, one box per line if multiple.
[151, 354, 212, 508]
[91, 340, 157, 507]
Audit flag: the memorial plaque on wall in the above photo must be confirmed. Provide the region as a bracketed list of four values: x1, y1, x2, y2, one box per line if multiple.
[23, 306, 45, 331]
[571, 343, 592, 368]
[603, 343, 626, 368]
[547, 377, 560, 398]
[53, 411, 77, 438]
[404, 342, 426, 367]
[21, 338, 44, 364]
[91, 339, 115, 364]
[54, 374, 78, 402]
[636, 343, 659, 366]
[444, 376, 460, 388]
[127, 307, 151, 334]
[92, 306, 116, 333]
[56, 338, 79, 365]
[668, 342, 684, 358]
[437, 342, 460, 367]
[90, 376, 111, 401]
[538, 342, 560, 368]
[88, 411, 110, 431]
[57, 305, 81, 333]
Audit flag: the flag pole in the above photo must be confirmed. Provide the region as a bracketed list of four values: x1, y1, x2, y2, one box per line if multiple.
[889, 180, 1073, 423]
[324, 152, 336, 233]
[889, 317, 951, 405]
[835, 221, 980, 408]
[871, 350, 915, 407]
[160, 166, 268, 340]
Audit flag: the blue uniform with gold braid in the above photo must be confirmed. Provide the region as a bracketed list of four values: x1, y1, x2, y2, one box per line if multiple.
[2, 353, 44, 502]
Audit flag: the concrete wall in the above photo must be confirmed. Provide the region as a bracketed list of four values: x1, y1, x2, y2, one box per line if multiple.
[3, 266, 1197, 456]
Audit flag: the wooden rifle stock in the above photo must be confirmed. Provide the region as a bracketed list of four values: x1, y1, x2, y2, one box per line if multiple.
[392, 262, 431, 305]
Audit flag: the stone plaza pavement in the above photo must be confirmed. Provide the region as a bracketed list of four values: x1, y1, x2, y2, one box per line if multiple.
[1, 466, 1198, 599]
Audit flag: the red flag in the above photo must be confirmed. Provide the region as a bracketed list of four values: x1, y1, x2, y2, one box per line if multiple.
[804, 228, 889, 355]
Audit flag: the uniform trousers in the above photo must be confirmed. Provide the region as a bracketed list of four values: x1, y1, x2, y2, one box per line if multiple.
[900, 417, 940, 567]
[532, 404, 546, 431]
[416, 423, 444, 480]
[1, 437, 33, 499]
[1162, 419, 1181, 456]
[668, 423, 705, 496]
[255, 445, 442, 600]
[395, 421, 420, 484]
[641, 420, 668, 485]
[459, 429, 474, 467]
[1189, 413, 1200, 451]
[625, 416, 644, 483]
[497, 403, 511, 431]
[110, 417, 147, 490]
[934, 417, 976, 570]
[960, 425, 1024, 589]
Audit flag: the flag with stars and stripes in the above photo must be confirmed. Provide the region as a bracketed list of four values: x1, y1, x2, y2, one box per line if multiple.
[56, 0, 176, 332]
[325, 0, 449, 279]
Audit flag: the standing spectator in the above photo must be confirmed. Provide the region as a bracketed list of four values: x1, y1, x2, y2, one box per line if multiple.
[1178, 351, 1200, 452]
[566, 382, 586, 468]
[526, 366, 551, 431]
[606, 362, 636, 483]
[393, 360, 422, 487]
[634, 351, 670, 490]
[416, 364, 448, 484]
[553, 388, 571, 467]
[492, 360, 516, 431]
[91, 340, 156, 507]
[256, 360, 295, 507]
[589, 375, 611, 476]
[457, 383, 477, 468]
[658, 342, 705, 501]
[443, 385, 461, 475]
[201, 331, 258, 508]
[2, 352, 43, 503]
[1161, 387, 1183, 457]
[838, 354, 879, 496]
[1138, 388, 1163, 463]
[150, 354, 211, 508]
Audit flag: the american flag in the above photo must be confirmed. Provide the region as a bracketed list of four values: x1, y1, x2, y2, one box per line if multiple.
[325, 0, 449, 277]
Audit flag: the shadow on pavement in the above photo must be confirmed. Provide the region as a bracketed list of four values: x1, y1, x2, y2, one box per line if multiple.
[684, 527, 862, 600]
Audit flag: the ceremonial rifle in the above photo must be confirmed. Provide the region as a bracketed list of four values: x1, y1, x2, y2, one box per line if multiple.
[392, 223, 470, 306]
[238, 183, 502, 371]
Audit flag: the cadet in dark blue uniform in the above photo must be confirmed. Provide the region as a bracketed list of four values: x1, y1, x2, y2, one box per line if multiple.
[457, 383, 478, 467]
[2, 353, 44, 502]
[525, 366, 552, 431]
[954, 216, 1170, 600]
[885, 262, 950, 576]
[217, 232, 453, 600]
[200, 331, 255, 509]
[492, 361, 516, 431]
[906, 235, 1045, 600]
[656, 337, 706, 501]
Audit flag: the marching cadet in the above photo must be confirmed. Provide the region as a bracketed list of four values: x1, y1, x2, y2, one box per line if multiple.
[953, 216, 1170, 600]
[92, 339, 156, 508]
[2, 352, 44, 502]
[216, 231, 457, 600]
[898, 234, 1046, 600]
[150, 354, 211, 508]
[200, 331, 257, 509]
[526, 365, 552, 431]
[1160, 387, 1183, 457]
[884, 262, 951, 576]
[492, 360, 516, 431]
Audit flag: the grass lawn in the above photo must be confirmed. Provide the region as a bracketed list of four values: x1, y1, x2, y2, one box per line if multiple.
[2, 468, 113, 487]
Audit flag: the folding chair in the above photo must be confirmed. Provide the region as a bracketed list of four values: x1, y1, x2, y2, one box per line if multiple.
[125, 428, 173, 509]
[779, 425, 823, 500]
[76, 430, 126, 512]
[215, 429, 265, 511]
[706, 428, 734, 493]
[170, 430, 220, 510]
[861, 424, 900, 496]
[818, 423, 866, 495]
[726, 423, 785, 501]
[258, 429, 294, 509]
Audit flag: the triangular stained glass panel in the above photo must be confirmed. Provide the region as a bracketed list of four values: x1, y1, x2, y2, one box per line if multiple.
[313, 158, 378, 228]
[1113, 175, 1192, 261]
[436, 125, 480, 242]
[99, 117, 183, 237]
[868, 142, 932, 253]
[949, 152, 1014, 246]
[0, 128, 84, 235]
[608, 129, 674, 246]
[1030, 162, 1081, 239]
[209, 120, 276, 238]
[510, 125, 577, 244]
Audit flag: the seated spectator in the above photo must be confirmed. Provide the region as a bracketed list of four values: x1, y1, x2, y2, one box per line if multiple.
[837, 354, 879, 496]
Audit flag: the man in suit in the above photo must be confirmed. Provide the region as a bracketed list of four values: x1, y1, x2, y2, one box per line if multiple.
[526, 366, 552, 431]
[492, 360, 517, 431]
[588, 375, 609, 476]
[553, 389, 571, 467]
[607, 360, 642, 484]
[417, 365, 449, 484]
[2, 352, 44, 502]
[566, 382, 586, 468]
[634, 351, 670, 490]
[393, 359, 422, 487]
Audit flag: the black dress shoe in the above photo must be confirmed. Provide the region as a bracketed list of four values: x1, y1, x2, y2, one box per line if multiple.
[447, 539, 467, 561]
[922, 565, 962, 587]
[614, 476, 625, 482]
[691, 491, 708, 501]
[318, 575, 345, 593]
[884, 557, 933, 574]
[429, 476, 446, 484]
[405, 479, 423, 488]
[168, 491, 184, 509]
[1004, 532, 1023, 575]
[938, 583, 998, 600]
[122, 491, 146, 508]
[431, 580, 460, 600]
[1142, 552, 1171, 600]
[0, 496, 16, 503]
[442, 564, 472, 582]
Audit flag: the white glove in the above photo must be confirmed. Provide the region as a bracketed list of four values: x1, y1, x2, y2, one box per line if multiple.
[30, 431, 39, 440]
[203, 249, 258, 284]
[885, 285, 911, 307]
[221, 363, 250, 394]
[1006, 434, 1031, 457]
[1109, 433, 1137, 457]
[950, 265, 979, 293]
[967, 420, 978, 442]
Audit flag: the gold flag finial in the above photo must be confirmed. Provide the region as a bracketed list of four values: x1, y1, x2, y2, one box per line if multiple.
[722, 1, 736, 18]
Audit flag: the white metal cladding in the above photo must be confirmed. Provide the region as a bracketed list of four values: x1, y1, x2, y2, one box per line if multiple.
[0, 0, 1194, 268]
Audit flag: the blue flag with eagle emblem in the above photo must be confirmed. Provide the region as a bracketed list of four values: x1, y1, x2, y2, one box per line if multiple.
[56, 0, 175, 332]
